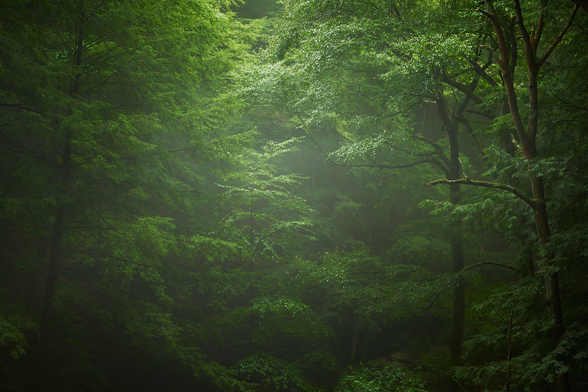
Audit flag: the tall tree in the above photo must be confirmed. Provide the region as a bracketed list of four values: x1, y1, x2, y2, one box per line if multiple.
[0, 0, 257, 389]
[426, 1, 586, 390]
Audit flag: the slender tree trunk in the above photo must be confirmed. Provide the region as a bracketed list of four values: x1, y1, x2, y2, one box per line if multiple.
[349, 326, 359, 365]
[35, 14, 82, 380]
[448, 127, 466, 363]
[35, 139, 72, 377]
[449, 231, 465, 363]
[362, 330, 368, 363]
[36, 207, 67, 373]
[437, 94, 469, 363]
[26, 239, 48, 309]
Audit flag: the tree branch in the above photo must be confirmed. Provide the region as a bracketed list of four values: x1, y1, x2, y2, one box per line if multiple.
[454, 114, 484, 152]
[0, 103, 43, 115]
[462, 261, 519, 273]
[335, 159, 445, 172]
[464, 108, 494, 120]
[479, 44, 501, 64]
[424, 178, 536, 208]
[513, 0, 534, 64]
[442, 77, 483, 105]
[538, 5, 579, 68]
[417, 293, 441, 310]
[411, 134, 451, 172]
[532, 0, 547, 54]
[468, 57, 499, 87]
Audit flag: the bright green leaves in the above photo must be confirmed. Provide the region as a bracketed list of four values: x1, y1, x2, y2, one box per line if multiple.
[216, 137, 315, 259]
[227, 296, 334, 346]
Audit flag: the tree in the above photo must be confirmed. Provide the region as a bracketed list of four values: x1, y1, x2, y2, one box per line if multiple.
[0, 0, 258, 389]
[425, 1, 588, 390]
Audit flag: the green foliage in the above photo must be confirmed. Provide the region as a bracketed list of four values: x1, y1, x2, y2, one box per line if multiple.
[1, 0, 587, 390]
[221, 295, 334, 349]
[334, 364, 427, 392]
[0, 305, 35, 360]
[0, 0, 273, 389]
[235, 353, 318, 391]
[455, 280, 588, 391]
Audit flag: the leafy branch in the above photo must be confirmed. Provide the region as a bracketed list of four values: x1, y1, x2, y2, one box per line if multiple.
[424, 178, 535, 208]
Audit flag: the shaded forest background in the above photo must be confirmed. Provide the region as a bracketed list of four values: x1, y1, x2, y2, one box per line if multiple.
[1, 0, 587, 391]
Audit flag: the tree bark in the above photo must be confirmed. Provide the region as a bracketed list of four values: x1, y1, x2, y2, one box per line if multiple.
[479, 2, 578, 390]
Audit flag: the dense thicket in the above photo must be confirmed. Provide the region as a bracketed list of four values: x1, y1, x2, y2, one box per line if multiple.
[1, 0, 587, 391]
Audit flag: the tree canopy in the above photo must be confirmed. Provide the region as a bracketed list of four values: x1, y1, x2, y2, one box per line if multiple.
[1, 0, 587, 391]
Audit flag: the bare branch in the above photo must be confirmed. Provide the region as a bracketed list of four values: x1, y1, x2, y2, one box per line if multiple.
[454, 114, 484, 152]
[571, 0, 588, 13]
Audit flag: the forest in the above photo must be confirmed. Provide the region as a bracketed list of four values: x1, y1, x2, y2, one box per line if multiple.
[0, 0, 587, 391]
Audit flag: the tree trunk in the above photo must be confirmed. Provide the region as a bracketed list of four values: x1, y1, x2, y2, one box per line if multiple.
[35, 14, 82, 379]
[349, 326, 359, 365]
[35, 138, 72, 377]
[448, 128, 466, 363]
[26, 239, 48, 309]
[437, 94, 469, 363]
[36, 207, 67, 374]
[481, 2, 578, 390]
[362, 329, 368, 363]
